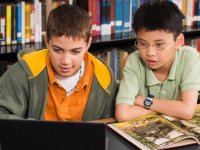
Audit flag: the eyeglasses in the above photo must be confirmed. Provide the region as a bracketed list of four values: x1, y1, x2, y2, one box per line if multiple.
[134, 39, 171, 51]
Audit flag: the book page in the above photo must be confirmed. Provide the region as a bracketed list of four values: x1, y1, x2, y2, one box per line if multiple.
[162, 105, 200, 141]
[108, 114, 198, 150]
[188, 105, 200, 126]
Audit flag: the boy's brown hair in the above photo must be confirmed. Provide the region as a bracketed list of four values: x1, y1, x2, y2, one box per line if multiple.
[46, 4, 92, 43]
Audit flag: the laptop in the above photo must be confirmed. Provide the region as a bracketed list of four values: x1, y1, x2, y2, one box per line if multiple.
[0, 119, 106, 150]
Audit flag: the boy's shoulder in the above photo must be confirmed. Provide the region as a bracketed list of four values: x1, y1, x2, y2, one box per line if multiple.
[127, 50, 143, 64]
[178, 46, 199, 58]
[179, 46, 198, 54]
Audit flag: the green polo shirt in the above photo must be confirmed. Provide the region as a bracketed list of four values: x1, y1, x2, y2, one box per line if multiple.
[116, 46, 200, 105]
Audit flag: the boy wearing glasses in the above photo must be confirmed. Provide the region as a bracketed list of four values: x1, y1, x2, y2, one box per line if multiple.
[115, 1, 200, 122]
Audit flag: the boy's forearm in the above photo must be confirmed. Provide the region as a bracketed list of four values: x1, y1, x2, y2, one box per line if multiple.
[135, 95, 197, 120]
[115, 104, 156, 122]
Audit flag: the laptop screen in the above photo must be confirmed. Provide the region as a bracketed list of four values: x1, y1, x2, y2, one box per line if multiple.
[0, 119, 106, 150]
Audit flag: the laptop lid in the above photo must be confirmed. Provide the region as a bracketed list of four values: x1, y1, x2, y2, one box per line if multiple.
[0, 119, 106, 150]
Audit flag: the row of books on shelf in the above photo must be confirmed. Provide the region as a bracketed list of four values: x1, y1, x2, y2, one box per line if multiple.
[0, 0, 75, 46]
[89, 0, 200, 37]
[1, 0, 200, 46]
[92, 47, 131, 81]
[0, 42, 44, 54]
[170, 0, 200, 27]
[185, 37, 200, 53]
[89, 0, 134, 37]
[0, 0, 45, 45]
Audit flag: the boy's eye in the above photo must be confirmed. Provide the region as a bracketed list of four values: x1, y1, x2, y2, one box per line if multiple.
[138, 42, 148, 48]
[53, 48, 63, 53]
[71, 50, 81, 54]
[155, 43, 165, 48]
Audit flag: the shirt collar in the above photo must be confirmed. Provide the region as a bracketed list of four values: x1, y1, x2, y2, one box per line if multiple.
[146, 66, 160, 86]
[167, 51, 178, 80]
[47, 52, 93, 91]
[75, 53, 93, 91]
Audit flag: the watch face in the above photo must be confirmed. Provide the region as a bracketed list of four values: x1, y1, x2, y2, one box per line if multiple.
[144, 96, 153, 109]
[145, 100, 152, 106]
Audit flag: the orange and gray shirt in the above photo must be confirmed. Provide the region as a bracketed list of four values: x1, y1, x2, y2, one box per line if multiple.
[0, 49, 118, 121]
[45, 53, 94, 121]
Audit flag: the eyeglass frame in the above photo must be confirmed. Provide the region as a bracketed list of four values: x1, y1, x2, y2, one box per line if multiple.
[133, 38, 176, 52]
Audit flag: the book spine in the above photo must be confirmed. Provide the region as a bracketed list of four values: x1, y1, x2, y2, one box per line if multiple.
[112, 48, 118, 81]
[45, 0, 52, 23]
[11, 4, 17, 45]
[186, 0, 195, 27]
[41, 2, 46, 41]
[16, 3, 22, 44]
[52, 1, 58, 9]
[6, 4, 12, 45]
[100, 0, 107, 35]
[105, 0, 111, 35]
[110, 0, 115, 34]
[94, 0, 100, 36]
[172, 0, 182, 10]
[119, 50, 128, 80]
[69, 0, 73, 5]
[182, 0, 187, 26]
[34, 0, 42, 42]
[114, 0, 123, 33]
[21, 1, 25, 44]
[96, 0, 101, 36]
[196, 0, 200, 27]
[122, 0, 131, 33]
[25, 3, 31, 43]
[129, 0, 132, 32]
[0, 4, 6, 46]
[30, 4, 35, 43]
[198, 38, 200, 53]
[88, 0, 95, 36]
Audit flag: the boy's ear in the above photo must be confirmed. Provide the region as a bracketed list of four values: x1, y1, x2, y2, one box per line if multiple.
[176, 33, 184, 49]
[44, 34, 49, 48]
[86, 37, 92, 51]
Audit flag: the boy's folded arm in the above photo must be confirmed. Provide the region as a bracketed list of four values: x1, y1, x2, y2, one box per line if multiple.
[115, 103, 156, 122]
[134, 90, 198, 120]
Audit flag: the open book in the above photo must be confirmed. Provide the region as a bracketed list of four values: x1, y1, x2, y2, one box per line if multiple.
[107, 106, 200, 150]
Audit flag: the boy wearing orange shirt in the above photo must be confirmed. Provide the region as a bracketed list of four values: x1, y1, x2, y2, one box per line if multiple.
[0, 5, 118, 121]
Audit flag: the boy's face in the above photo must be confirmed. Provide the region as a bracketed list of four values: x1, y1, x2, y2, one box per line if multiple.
[136, 29, 183, 72]
[46, 36, 91, 78]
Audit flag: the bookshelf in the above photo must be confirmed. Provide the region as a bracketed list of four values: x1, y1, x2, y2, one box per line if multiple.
[183, 27, 200, 37]
[1, 0, 200, 79]
[1, 26, 200, 60]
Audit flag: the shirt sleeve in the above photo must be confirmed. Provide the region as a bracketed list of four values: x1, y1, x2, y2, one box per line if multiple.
[115, 52, 142, 105]
[180, 46, 200, 91]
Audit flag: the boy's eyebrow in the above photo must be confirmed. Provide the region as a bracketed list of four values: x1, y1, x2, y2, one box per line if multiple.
[137, 38, 165, 42]
[70, 47, 83, 51]
[52, 45, 83, 50]
[136, 38, 145, 41]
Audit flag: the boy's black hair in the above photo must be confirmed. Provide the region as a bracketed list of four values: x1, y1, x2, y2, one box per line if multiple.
[46, 4, 91, 43]
[132, 0, 185, 38]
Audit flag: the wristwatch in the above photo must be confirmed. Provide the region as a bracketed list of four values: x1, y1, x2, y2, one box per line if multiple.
[144, 95, 154, 109]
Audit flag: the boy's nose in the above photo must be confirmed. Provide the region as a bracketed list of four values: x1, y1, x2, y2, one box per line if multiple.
[146, 46, 156, 56]
[61, 54, 71, 65]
